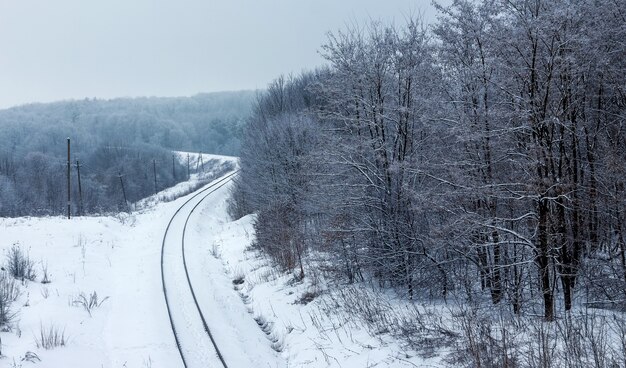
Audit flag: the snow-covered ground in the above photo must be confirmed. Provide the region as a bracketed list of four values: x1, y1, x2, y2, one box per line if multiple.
[0, 153, 432, 367]
[213, 215, 444, 368]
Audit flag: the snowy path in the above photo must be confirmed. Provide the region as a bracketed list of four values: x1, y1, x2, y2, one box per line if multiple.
[161, 173, 235, 367]
[161, 170, 283, 368]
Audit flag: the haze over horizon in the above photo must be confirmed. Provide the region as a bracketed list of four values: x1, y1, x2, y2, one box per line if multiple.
[0, 0, 444, 109]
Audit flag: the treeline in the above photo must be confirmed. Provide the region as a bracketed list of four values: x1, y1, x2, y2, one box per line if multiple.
[231, 0, 626, 321]
[0, 91, 253, 216]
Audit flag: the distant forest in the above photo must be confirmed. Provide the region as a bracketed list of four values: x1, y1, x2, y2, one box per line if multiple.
[0, 91, 254, 216]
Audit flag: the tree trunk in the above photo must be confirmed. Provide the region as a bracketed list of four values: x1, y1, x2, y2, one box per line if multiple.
[538, 198, 555, 321]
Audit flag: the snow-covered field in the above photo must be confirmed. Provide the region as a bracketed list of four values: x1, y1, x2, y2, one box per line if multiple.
[0, 153, 430, 367]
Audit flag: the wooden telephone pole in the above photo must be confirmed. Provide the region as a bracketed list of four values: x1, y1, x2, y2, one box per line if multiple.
[66, 138, 71, 219]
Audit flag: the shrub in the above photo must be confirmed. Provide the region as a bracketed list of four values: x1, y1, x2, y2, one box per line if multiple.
[6, 245, 36, 282]
[450, 306, 520, 368]
[0, 271, 20, 327]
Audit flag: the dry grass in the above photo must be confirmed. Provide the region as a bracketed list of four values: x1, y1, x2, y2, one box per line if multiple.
[34, 323, 66, 349]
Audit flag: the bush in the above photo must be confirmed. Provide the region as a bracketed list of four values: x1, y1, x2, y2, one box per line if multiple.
[318, 285, 457, 356]
[6, 245, 36, 282]
[448, 306, 626, 368]
[0, 271, 20, 326]
[253, 203, 304, 277]
[450, 306, 520, 368]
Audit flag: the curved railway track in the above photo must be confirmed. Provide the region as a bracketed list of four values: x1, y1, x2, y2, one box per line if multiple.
[160, 171, 237, 368]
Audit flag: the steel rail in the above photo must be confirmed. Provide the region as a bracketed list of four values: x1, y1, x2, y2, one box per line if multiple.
[160, 171, 237, 368]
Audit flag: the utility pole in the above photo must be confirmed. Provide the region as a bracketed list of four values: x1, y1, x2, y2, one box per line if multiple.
[66, 138, 71, 219]
[75, 160, 83, 216]
[118, 172, 128, 212]
[200, 152, 204, 172]
[187, 153, 190, 180]
[172, 154, 176, 180]
[153, 159, 158, 194]
[196, 152, 201, 172]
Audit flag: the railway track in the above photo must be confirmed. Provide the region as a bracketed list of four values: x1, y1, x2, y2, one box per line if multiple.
[160, 171, 237, 368]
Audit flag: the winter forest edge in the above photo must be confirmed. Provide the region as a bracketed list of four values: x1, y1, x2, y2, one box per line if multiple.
[229, 0, 626, 365]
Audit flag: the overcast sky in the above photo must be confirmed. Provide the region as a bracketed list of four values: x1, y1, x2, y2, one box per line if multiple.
[0, 0, 444, 109]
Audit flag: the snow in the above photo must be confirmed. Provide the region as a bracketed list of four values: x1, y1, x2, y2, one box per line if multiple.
[133, 152, 237, 212]
[213, 215, 444, 368]
[172, 151, 238, 171]
[1, 188, 196, 367]
[0, 152, 431, 367]
[0, 154, 240, 367]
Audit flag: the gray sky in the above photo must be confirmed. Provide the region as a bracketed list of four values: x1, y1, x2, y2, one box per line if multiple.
[0, 0, 443, 109]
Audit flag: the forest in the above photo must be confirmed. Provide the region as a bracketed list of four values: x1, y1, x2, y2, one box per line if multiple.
[0, 91, 254, 216]
[230, 0, 626, 364]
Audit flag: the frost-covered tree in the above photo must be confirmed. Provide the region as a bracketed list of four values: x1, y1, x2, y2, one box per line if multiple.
[232, 0, 626, 323]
